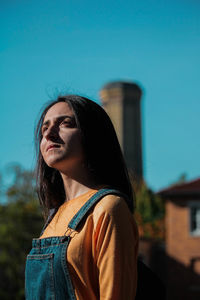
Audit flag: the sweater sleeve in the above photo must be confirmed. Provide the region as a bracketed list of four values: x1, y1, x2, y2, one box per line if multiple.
[93, 195, 139, 300]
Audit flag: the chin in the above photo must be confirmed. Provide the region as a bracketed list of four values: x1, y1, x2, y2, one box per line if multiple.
[45, 157, 63, 169]
[44, 153, 83, 173]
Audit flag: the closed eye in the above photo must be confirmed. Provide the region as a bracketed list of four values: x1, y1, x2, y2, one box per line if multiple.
[61, 121, 71, 125]
[41, 126, 48, 135]
[60, 119, 76, 128]
[41, 115, 77, 136]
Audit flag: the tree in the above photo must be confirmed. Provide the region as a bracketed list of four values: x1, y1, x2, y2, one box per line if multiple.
[0, 164, 43, 299]
[134, 181, 165, 240]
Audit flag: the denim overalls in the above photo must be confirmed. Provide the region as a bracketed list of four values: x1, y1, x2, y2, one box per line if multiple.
[25, 188, 125, 300]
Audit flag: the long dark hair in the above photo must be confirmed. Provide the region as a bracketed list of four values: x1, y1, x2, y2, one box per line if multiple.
[35, 95, 135, 216]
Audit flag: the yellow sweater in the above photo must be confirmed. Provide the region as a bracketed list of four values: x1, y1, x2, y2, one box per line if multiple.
[40, 189, 139, 300]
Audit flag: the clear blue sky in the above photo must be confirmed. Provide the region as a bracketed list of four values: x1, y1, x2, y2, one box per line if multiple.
[1, 0, 200, 192]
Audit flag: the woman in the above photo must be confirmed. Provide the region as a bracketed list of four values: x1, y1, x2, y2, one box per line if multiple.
[25, 95, 139, 300]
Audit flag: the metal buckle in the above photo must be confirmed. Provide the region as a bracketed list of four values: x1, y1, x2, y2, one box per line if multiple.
[61, 227, 77, 242]
[63, 227, 77, 238]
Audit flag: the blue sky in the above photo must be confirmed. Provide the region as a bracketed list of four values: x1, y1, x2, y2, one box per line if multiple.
[1, 0, 200, 192]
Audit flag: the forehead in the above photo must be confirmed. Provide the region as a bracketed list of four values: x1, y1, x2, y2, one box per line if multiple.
[43, 102, 74, 122]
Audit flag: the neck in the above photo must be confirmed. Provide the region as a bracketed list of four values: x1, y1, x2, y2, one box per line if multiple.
[59, 166, 97, 201]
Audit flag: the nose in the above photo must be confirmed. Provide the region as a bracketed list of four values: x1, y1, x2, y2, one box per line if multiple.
[43, 124, 58, 141]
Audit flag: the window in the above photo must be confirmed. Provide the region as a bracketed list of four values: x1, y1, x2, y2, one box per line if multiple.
[190, 202, 200, 236]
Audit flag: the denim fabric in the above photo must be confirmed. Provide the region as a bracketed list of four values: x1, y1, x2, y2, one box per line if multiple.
[25, 188, 124, 300]
[68, 189, 126, 231]
[25, 236, 76, 300]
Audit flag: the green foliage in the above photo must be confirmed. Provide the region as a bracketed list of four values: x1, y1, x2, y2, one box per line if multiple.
[136, 183, 165, 223]
[134, 182, 165, 239]
[0, 164, 43, 299]
[6, 164, 37, 203]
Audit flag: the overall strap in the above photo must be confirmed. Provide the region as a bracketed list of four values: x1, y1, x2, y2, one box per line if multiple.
[68, 188, 127, 231]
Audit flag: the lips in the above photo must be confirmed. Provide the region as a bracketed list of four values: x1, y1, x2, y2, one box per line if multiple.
[46, 144, 61, 152]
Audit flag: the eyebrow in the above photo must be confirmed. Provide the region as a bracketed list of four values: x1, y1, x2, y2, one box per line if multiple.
[42, 115, 74, 128]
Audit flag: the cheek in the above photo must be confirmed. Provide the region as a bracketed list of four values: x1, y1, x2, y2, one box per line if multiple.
[68, 132, 83, 151]
[40, 139, 46, 157]
[62, 129, 80, 145]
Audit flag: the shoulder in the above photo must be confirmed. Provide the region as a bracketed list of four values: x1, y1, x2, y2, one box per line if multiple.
[91, 193, 139, 246]
[92, 193, 135, 227]
[94, 193, 129, 214]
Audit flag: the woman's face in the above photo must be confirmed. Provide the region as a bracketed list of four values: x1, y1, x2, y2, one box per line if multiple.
[40, 102, 84, 173]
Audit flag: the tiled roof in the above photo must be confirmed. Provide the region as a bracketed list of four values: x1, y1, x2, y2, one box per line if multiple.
[157, 177, 200, 198]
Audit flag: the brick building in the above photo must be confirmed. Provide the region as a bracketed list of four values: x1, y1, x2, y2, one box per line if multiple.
[100, 81, 143, 182]
[158, 178, 200, 300]
[98, 80, 200, 299]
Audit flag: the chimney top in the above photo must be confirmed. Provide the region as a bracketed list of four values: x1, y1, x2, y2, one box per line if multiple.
[102, 81, 142, 93]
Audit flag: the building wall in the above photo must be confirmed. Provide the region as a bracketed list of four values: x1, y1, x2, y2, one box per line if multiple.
[100, 87, 123, 148]
[165, 198, 200, 300]
[100, 82, 143, 182]
[166, 199, 200, 267]
[123, 94, 143, 180]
